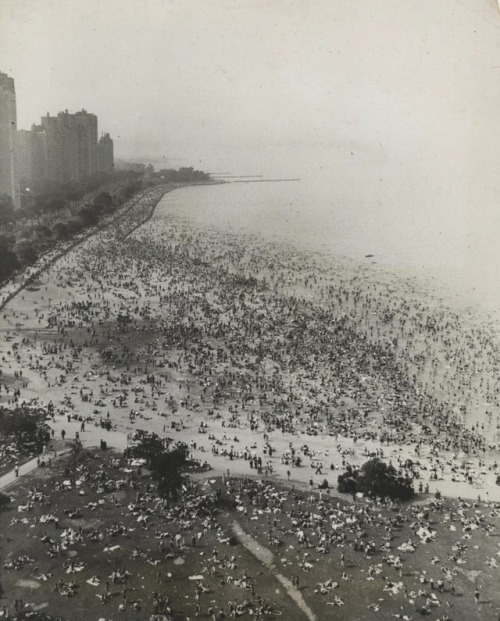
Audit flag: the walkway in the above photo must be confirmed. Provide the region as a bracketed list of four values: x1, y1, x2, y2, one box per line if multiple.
[232, 520, 317, 621]
[0, 456, 45, 492]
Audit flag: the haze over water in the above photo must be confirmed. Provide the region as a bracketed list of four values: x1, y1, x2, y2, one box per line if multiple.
[5, 0, 500, 311]
[160, 166, 500, 313]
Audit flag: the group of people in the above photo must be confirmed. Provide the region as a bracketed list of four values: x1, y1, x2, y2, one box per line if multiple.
[1, 182, 500, 618]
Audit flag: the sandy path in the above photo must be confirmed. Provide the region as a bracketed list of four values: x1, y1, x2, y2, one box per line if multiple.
[0, 456, 44, 492]
[232, 520, 317, 621]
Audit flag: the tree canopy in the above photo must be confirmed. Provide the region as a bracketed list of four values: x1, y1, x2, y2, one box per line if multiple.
[0, 235, 19, 281]
[338, 458, 414, 501]
[0, 194, 15, 225]
[151, 446, 188, 501]
[130, 435, 188, 502]
[0, 406, 50, 453]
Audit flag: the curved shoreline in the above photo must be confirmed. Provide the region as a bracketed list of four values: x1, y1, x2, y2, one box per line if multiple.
[1, 189, 500, 621]
[1, 181, 500, 503]
[0, 188, 155, 312]
[0, 181, 217, 313]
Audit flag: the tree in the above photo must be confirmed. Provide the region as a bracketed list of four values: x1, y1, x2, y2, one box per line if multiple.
[130, 434, 165, 464]
[41, 195, 66, 215]
[78, 205, 99, 225]
[34, 224, 52, 240]
[0, 492, 11, 510]
[67, 440, 86, 487]
[0, 406, 49, 452]
[93, 192, 114, 210]
[23, 203, 43, 225]
[0, 193, 15, 225]
[338, 458, 414, 501]
[0, 236, 19, 282]
[152, 445, 188, 502]
[156, 167, 210, 183]
[14, 239, 38, 265]
[84, 172, 110, 192]
[121, 180, 142, 200]
[52, 222, 69, 239]
[130, 436, 188, 502]
[65, 218, 84, 235]
[337, 465, 358, 494]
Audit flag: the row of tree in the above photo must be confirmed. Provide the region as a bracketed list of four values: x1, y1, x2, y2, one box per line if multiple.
[0, 165, 212, 286]
[0, 173, 144, 284]
[130, 439, 415, 503]
[0, 170, 146, 228]
[154, 167, 211, 183]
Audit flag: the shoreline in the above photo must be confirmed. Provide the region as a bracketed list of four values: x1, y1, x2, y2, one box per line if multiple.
[1, 182, 500, 504]
[3, 180, 500, 621]
[0, 181, 220, 313]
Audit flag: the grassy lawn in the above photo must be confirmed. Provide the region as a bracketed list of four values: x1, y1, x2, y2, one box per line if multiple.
[0, 449, 299, 620]
[1, 447, 500, 620]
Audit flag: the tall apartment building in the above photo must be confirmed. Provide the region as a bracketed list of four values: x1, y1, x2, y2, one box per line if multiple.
[0, 71, 20, 207]
[17, 125, 48, 193]
[98, 133, 114, 174]
[41, 109, 98, 183]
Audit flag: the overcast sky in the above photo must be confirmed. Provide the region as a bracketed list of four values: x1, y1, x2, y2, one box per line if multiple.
[2, 0, 499, 172]
[3, 0, 500, 298]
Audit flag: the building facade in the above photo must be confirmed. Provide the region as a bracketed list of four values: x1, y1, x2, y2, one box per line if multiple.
[3, 71, 115, 197]
[17, 125, 48, 193]
[98, 133, 114, 174]
[0, 72, 20, 207]
[41, 109, 98, 184]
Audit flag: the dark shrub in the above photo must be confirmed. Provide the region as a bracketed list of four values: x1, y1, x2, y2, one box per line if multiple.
[14, 239, 38, 265]
[338, 458, 414, 501]
[78, 206, 99, 226]
[52, 222, 69, 239]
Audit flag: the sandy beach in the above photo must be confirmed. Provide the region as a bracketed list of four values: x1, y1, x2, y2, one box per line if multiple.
[1, 184, 500, 502]
[2, 185, 500, 620]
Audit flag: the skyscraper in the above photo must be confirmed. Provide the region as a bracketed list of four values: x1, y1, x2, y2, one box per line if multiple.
[17, 125, 48, 193]
[41, 109, 98, 184]
[0, 71, 20, 208]
[98, 133, 114, 174]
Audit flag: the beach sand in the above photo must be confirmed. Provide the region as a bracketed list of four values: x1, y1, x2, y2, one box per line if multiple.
[1, 185, 500, 503]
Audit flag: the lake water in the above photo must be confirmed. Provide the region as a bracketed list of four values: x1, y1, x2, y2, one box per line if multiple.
[158, 178, 500, 312]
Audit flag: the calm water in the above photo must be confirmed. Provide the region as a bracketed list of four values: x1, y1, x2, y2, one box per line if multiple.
[158, 179, 500, 311]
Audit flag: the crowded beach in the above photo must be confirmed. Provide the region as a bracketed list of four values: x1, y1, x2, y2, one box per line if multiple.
[1, 185, 500, 620]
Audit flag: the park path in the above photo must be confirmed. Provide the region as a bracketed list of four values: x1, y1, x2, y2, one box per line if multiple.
[232, 521, 317, 621]
[0, 456, 45, 492]
[0, 419, 128, 493]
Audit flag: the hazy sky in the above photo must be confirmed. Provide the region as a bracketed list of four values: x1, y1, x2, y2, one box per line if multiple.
[2, 0, 499, 171]
[3, 1, 500, 275]
[3, 0, 500, 299]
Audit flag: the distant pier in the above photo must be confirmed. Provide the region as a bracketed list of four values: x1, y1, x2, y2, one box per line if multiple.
[230, 178, 300, 183]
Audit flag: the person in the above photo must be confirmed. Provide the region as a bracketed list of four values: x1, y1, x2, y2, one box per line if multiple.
[14, 464, 19, 477]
